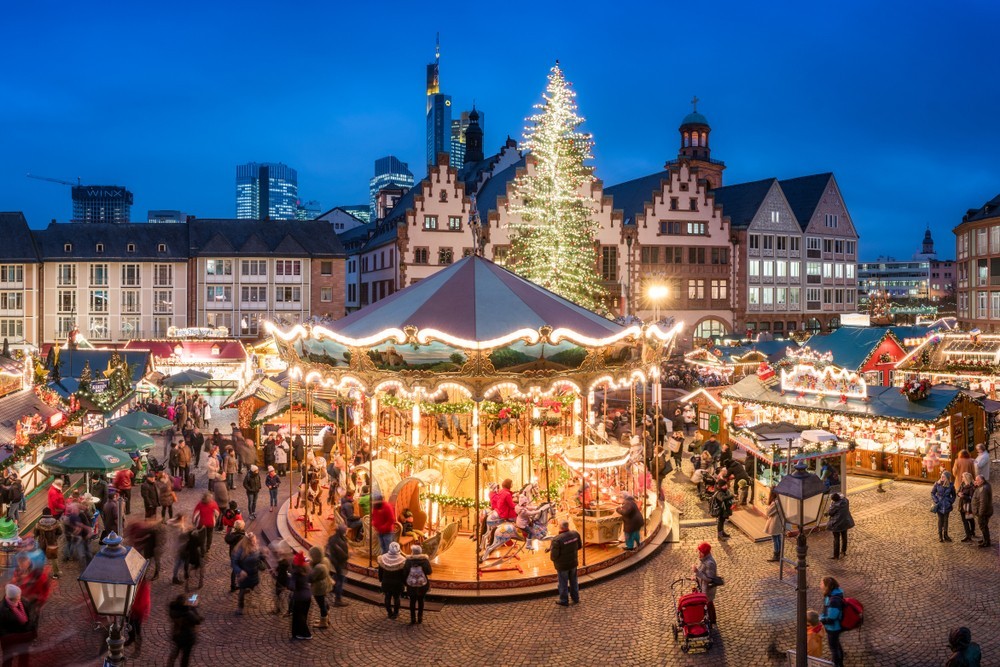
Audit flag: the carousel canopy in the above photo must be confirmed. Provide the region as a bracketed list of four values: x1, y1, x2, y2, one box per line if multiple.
[323, 255, 624, 344]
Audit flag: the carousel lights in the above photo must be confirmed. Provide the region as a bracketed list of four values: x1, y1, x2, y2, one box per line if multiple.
[415, 327, 541, 350]
[562, 453, 631, 470]
[644, 320, 684, 342]
[548, 325, 643, 347]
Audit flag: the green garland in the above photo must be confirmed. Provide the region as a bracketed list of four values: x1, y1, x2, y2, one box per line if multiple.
[420, 492, 477, 509]
[381, 394, 575, 417]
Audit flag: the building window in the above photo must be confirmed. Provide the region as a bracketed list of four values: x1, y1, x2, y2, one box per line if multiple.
[791, 237, 801, 252]
[462, 247, 474, 258]
[670, 198, 678, 211]
[88, 316, 109, 339]
[493, 246, 509, 263]
[825, 214, 839, 228]
[763, 261, 774, 278]
[89, 289, 108, 312]
[56, 316, 75, 339]
[776, 236, 787, 251]
[64, 243, 72, 253]
[711, 247, 729, 265]
[0, 266, 22, 284]
[788, 288, 799, 307]
[748, 288, 760, 305]
[686, 222, 706, 235]
[762, 288, 774, 306]
[448, 216, 462, 231]
[423, 216, 438, 230]
[749, 235, 760, 250]
[0, 293, 22, 311]
[664, 247, 683, 264]
[347, 284, 356, 303]
[835, 264, 844, 279]
[763, 236, 774, 251]
[206, 259, 233, 276]
[807, 288, 821, 310]
[127, 243, 136, 253]
[601, 247, 618, 281]
[154, 264, 173, 287]
[711, 280, 727, 300]
[834, 240, 845, 254]
[89, 264, 108, 286]
[158, 243, 167, 253]
[776, 261, 787, 278]
[688, 247, 706, 264]
[693, 318, 728, 340]
[689, 198, 698, 211]
[438, 248, 454, 265]
[641, 247, 659, 264]
[688, 279, 705, 300]
[120, 317, 139, 339]
[749, 260, 760, 278]
[320, 287, 333, 302]
[275, 260, 301, 276]
[823, 239, 833, 253]
[121, 290, 140, 314]
[154, 290, 172, 314]
[823, 263, 833, 278]
[95, 243, 104, 254]
[771, 211, 780, 223]
[790, 262, 801, 279]
[121, 264, 140, 287]
[276, 286, 301, 303]
[659, 221, 682, 235]
[776, 287, 787, 306]
[241, 286, 267, 303]
[978, 290, 988, 318]
[241, 260, 266, 277]
[413, 247, 429, 264]
[320, 261, 333, 276]
[57, 290, 75, 313]
[206, 286, 232, 303]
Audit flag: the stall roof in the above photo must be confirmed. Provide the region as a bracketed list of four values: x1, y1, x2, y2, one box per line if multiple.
[803, 327, 912, 371]
[123, 340, 247, 362]
[722, 375, 963, 422]
[0, 389, 60, 444]
[221, 375, 284, 409]
[251, 393, 336, 426]
[55, 349, 151, 384]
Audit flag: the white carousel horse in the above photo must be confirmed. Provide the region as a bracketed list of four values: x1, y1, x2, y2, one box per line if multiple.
[480, 501, 557, 563]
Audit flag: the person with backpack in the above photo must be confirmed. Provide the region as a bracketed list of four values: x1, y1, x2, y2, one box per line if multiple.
[826, 492, 855, 559]
[932, 471, 957, 542]
[377, 542, 406, 619]
[404, 544, 432, 625]
[820, 576, 847, 667]
[710, 481, 734, 540]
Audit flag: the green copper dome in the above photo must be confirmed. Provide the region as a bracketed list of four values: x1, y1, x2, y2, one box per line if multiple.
[681, 111, 708, 126]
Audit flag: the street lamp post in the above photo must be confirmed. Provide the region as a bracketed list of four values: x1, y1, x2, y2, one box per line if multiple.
[773, 461, 828, 667]
[647, 284, 669, 324]
[78, 532, 149, 667]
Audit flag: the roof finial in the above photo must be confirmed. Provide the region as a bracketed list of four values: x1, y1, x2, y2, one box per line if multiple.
[435, 32, 440, 61]
[691, 95, 699, 113]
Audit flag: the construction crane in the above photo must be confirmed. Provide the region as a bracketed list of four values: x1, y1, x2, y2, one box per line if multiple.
[25, 173, 81, 186]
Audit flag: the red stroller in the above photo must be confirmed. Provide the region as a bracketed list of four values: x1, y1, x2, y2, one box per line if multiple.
[670, 578, 713, 653]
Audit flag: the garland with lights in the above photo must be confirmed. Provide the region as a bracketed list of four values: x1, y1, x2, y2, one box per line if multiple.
[380, 394, 576, 417]
[419, 492, 477, 510]
[504, 62, 606, 313]
[8, 407, 87, 466]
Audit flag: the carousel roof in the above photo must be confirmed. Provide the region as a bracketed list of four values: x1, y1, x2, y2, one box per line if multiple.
[326, 255, 624, 344]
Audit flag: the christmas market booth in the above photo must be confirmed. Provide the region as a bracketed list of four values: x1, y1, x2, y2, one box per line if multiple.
[684, 340, 789, 382]
[268, 255, 680, 593]
[0, 384, 70, 496]
[894, 331, 1000, 397]
[124, 333, 250, 390]
[721, 362, 985, 484]
[48, 348, 152, 433]
[801, 325, 932, 387]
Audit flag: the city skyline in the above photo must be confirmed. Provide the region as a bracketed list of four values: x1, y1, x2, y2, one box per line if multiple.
[1, 2, 998, 258]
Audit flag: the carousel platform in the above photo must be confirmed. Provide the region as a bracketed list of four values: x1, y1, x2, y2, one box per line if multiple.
[277, 495, 673, 600]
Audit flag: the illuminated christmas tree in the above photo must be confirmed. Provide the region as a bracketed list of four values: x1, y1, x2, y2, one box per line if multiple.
[505, 62, 606, 312]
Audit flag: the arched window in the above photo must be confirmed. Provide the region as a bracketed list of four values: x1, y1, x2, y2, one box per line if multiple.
[806, 318, 821, 333]
[828, 316, 840, 331]
[700, 132, 707, 147]
[693, 318, 729, 340]
[683, 132, 690, 147]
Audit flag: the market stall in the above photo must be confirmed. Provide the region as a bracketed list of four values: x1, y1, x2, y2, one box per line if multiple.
[270, 255, 680, 592]
[124, 338, 250, 390]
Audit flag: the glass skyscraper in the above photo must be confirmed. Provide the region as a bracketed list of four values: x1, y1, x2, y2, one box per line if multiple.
[72, 185, 133, 223]
[426, 37, 452, 169]
[369, 156, 414, 221]
[235, 162, 298, 220]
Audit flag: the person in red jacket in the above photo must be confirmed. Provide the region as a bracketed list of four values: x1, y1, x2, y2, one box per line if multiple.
[495, 479, 517, 522]
[124, 573, 151, 657]
[113, 467, 135, 515]
[371, 498, 396, 555]
[47, 478, 66, 519]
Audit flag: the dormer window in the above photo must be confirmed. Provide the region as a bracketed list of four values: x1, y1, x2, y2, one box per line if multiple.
[95, 243, 104, 253]
[64, 243, 72, 253]
[157, 243, 167, 253]
[127, 243, 136, 253]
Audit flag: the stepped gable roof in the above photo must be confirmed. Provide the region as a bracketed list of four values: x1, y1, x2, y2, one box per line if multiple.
[963, 194, 1000, 224]
[710, 178, 776, 229]
[604, 170, 671, 222]
[474, 157, 526, 223]
[324, 255, 622, 343]
[778, 173, 832, 229]
[379, 184, 420, 225]
[0, 213, 40, 262]
[187, 219, 344, 257]
[801, 326, 903, 371]
[31, 221, 188, 260]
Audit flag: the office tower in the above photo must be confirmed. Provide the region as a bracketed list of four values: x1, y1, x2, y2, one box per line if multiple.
[426, 35, 452, 169]
[147, 210, 188, 224]
[235, 162, 298, 220]
[340, 205, 371, 224]
[369, 156, 414, 220]
[71, 185, 133, 223]
[295, 200, 322, 220]
[450, 108, 485, 167]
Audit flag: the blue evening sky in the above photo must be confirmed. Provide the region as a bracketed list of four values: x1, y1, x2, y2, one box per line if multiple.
[1, 1, 997, 260]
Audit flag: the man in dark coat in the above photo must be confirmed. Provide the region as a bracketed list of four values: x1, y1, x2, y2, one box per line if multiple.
[549, 520, 581, 606]
[825, 492, 856, 559]
[615, 493, 644, 551]
[325, 524, 350, 607]
[972, 475, 993, 548]
[190, 427, 205, 469]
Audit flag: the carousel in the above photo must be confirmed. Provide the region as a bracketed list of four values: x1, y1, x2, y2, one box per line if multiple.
[267, 255, 680, 593]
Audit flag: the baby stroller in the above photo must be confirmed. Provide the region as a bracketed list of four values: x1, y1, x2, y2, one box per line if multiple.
[670, 578, 713, 653]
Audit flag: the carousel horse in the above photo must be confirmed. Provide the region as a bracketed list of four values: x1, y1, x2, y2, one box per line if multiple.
[481, 501, 557, 563]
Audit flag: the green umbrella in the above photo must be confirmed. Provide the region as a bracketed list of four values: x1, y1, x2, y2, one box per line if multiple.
[42, 441, 134, 474]
[111, 410, 173, 433]
[162, 370, 212, 387]
[81, 424, 156, 453]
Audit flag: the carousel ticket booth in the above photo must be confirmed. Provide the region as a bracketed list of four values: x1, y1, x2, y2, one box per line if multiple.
[268, 256, 680, 593]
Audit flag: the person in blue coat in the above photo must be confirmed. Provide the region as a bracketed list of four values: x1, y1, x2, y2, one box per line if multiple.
[931, 470, 957, 542]
[820, 576, 846, 667]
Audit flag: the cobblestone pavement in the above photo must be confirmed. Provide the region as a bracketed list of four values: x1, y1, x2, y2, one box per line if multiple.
[21, 412, 1000, 666]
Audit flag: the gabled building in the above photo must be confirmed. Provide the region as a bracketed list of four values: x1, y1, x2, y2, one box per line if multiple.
[0, 213, 40, 347]
[954, 193, 1000, 329]
[801, 325, 928, 386]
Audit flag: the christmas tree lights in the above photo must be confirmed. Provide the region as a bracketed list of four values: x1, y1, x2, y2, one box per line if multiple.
[505, 62, 606, 313]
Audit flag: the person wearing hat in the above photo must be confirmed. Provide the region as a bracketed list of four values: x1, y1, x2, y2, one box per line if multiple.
[0, 583, 36, 664]
[615, 492, 644, 551]
[242, 464, 261, 519]
[46, 478, 66, 520]
[403, 544, 432, 624]
[710, 480, 734, 540]
[265, 466, 281, 512]
[692, 542, 719, 624]
[376, 541, 406, 619]
[288, 551, 313, 640]
[549, 520, 581, 606]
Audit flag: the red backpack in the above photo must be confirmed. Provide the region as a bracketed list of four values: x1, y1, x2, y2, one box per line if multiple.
[840, 597, 864, 631]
